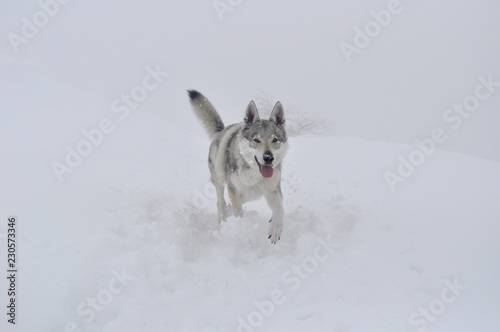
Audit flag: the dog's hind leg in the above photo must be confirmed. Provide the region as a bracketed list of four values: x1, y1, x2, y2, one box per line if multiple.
[228, 183, 243, 218]
[211, 176, 227, 223]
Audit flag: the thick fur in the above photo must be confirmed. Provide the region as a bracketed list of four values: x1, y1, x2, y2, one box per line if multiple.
[188, 90, 289, 243]
[188, 90, 225, 140]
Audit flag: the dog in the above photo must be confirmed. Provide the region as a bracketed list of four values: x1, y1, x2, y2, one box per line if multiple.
[188, 90, 289, 243]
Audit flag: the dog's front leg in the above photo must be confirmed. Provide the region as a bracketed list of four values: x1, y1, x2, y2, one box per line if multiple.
[265, 189, 284, 243]
[228, 184, 244, 217]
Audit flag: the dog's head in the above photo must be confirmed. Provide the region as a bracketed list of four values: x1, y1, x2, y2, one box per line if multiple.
[241, 100, 289, 178]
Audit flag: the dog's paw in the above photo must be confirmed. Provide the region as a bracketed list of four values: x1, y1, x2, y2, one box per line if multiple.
[232, 205, 244, 218]
[217, 211, 227, 224]
[268, 220, 283, 244]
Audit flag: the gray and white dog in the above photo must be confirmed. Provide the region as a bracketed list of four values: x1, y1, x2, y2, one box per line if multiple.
[188, 90, 289, 243]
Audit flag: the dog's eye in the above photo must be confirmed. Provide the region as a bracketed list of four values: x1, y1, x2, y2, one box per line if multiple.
[272, 138, 278, 143]
[253, 138, 261, 143]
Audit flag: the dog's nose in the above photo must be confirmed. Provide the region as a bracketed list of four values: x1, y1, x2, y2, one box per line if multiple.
[263, 153, 274, 165]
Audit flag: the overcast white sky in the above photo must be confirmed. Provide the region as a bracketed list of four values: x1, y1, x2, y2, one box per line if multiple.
[1, 0, 499, 160]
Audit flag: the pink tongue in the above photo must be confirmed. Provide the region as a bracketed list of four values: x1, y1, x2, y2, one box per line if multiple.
[260, 165, 274, 178]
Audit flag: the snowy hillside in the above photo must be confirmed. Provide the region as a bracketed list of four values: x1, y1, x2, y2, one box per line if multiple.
[1, 1, 500, 332]
[1, 69, 500, 331]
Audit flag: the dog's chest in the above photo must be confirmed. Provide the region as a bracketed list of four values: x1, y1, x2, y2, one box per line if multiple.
[232, 167, 262, 188]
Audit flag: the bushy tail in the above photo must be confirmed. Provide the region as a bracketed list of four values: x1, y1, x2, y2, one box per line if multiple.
[188, 90, 225, 140]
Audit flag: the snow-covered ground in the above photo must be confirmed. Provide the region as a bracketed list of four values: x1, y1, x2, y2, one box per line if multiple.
[1, 1, 500, 332]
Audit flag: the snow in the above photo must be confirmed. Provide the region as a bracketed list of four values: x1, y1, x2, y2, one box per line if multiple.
[1, 1, 500, 332]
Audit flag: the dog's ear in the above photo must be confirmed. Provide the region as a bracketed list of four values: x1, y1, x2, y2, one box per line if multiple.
[270, 101, 285, 126]
[244, 101, 260, 124]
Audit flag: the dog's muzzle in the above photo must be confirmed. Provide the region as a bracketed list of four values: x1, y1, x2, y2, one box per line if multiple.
[255, 156, 274, 178]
